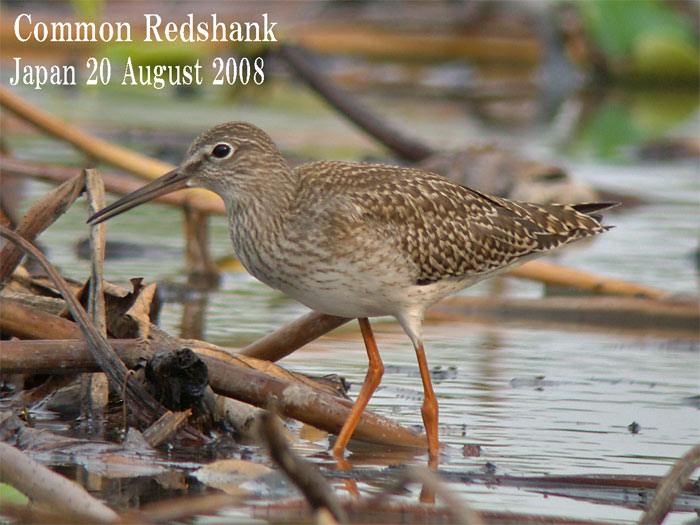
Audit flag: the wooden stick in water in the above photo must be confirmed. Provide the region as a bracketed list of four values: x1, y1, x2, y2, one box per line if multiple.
[507, 260, 667, 299]
[0, 172, 85, 286]
[82, 168, 109, 416]
[0, 86, 218, 207]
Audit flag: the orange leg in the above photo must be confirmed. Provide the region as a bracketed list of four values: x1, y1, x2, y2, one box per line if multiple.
[414, 343, 440, 461]
[331, 317, 384, 459]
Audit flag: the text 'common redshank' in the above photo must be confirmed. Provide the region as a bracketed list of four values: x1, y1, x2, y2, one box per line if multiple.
[88, 122, 615, 461]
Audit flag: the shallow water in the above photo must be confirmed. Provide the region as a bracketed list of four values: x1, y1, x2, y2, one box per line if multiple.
[5, 82, 700, 522]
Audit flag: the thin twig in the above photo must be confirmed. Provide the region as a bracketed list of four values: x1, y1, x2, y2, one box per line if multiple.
[258, 411, 349, 524]
[142, 410, 192, 448]
[638, 443, 700, 524]
[0, 172, 85, 286]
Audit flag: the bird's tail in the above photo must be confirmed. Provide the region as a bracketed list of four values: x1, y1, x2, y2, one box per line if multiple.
[571, 202, 619, 222]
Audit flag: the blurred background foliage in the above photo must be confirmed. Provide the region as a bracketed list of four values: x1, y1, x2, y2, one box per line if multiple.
[574, 0, 699, 82]
[2, 0, 697, 163]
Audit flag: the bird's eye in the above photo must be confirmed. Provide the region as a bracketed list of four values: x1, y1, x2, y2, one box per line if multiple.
[211, 143, 232, 159]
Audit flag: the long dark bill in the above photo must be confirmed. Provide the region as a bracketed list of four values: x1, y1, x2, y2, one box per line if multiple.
[87, 168, 190, 225]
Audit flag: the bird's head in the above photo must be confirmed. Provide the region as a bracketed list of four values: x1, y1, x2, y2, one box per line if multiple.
[88, 121, 290, 225]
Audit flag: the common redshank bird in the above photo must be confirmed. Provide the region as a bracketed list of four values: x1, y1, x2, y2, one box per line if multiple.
[89, 122, 615, 460]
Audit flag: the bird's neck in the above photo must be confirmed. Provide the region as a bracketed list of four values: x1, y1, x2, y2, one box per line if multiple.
[220, 163, 299, 284]
[222, 163, 298, 239]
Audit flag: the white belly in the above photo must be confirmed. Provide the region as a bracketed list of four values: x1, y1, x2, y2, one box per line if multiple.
[267, 265, 480, 319]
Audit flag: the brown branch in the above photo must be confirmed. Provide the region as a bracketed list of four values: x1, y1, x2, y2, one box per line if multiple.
[142, 410, 192, 448]
[0, 301, 344, 399]
[507, 260, 668, 299]
[0, 297, 83, 339]
[0, 338, 427, 449]
[0, 155, 226, 215]
[0, 172, 85, 285]
[0, 227, 178, 432]
[204, 352, 426, 448]
[0, 86, 170, 178]
[0, 442, 118, 523]
[0, 86, 218, 204]
[239, 310, 351, 361]
[83, 168, 109, 415]
[259, 411, 349, 523]
[183, 203, 220, 290]
[288, 25, 542, 63]
[639, 443, 700, 525]
[278, 43, 434, 162]
[428, 294, 698, 336]
[0, 339, 151, 373]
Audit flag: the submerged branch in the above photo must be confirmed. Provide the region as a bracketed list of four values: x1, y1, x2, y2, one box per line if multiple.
[0, 442, 118, 523]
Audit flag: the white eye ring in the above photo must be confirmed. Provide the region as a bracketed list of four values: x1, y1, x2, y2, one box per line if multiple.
[211, 143, 233, 159]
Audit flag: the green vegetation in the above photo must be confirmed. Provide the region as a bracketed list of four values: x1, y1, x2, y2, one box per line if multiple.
[576, 0, 699, 82]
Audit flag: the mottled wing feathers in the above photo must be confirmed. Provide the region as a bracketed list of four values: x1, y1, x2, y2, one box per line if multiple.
[296, 161, 612, 285]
